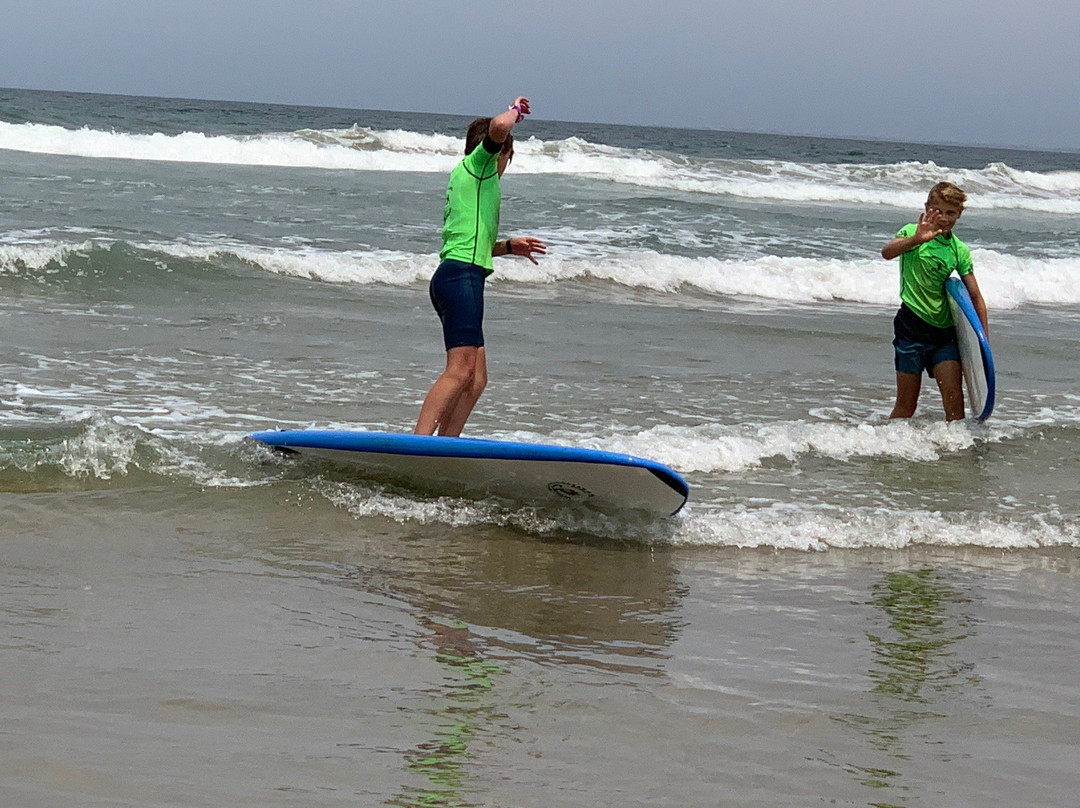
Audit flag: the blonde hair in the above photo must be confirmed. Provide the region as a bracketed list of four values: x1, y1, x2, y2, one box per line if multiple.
[927, 181, 967, 208]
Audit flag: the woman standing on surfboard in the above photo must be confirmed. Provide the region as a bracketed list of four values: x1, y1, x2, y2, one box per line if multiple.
[414, 97, 546, 437]
[881, 182, 989, 421]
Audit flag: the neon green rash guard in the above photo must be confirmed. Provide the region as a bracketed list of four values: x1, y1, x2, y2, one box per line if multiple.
[440, 137, 502, 274]
[896, 223, 973, 328]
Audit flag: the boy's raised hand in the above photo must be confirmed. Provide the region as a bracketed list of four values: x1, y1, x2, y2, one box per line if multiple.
[915, 208, 947, 243]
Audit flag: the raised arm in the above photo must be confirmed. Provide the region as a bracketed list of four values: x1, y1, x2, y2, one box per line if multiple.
[488, 96, 531, 144]
[882, 208, 948, 260]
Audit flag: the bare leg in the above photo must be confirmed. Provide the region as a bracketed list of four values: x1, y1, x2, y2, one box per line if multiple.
[932, 360, 966, 421]
[414, 346, 479, 436]
[890, 371, 922, 419]
[438, 347, 487, 437]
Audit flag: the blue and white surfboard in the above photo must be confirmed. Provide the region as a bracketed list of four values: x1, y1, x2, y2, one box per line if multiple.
[946, 277, 995, 421]
[249, 430, 689, 516]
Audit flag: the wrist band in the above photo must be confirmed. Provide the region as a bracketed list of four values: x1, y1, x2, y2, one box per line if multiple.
[509, 104, 523, 122]
[505, 238, 513, 255]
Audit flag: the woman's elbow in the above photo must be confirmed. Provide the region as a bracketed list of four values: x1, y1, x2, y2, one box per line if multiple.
[488, 119, 512, 144]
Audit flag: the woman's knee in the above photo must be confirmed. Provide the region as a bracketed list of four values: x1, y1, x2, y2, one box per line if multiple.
[471, 364, 487, 393]
[444, 347, 478, 385]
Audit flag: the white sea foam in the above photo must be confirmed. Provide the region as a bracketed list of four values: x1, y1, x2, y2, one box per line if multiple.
[589, 157, 1080, 214]
[4, 406, 1077, 550]
[492, 417, 1023, 475]
[20, 428, 1080, 550]
[248, 246, 1080, 309]
[156, 242, 433, 286]
[313, 476, 1078, 550]
[0, 240, 93, 273]
[0, 416, 143, 480]
[4, 237, 1080, 309]
[670, 503, 1078, 551]
[0, 121, 458, 173]
[154, 241, 1080, 309]
[9, 395, 1072, 484]
[0, 409, 264, 487]
[2, 121, 1077, 214]
[601, 420, 981, 472]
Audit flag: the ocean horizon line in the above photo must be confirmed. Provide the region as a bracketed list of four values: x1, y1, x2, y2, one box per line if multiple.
[3, 84, 1078, 156]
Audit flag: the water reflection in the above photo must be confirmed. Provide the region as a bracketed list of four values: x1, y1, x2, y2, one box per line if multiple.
[389, 619, 507, 808]
[248, 511, 685, 806]
[866, 569, 977, 705]
[837, 567, 981, 800]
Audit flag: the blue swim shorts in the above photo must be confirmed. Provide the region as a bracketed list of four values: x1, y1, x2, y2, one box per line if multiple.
[893, 338, 961, 376]
[429, 259, 485, 350]
[892, 305, 960, 377]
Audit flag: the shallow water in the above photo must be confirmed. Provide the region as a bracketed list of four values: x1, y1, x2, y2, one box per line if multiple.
[1, 87, 1078, 806]
[4, 485, 1078, 807]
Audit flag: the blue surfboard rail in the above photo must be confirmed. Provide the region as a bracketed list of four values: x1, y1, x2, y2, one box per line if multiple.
[945, 277, 995, 421]
[249, 429, 690, 504]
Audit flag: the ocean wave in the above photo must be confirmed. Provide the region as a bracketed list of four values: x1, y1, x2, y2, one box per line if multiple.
[9, 395, 1078, 484]
[3, 238, 1079, 309]
[0, 120, 457, 173]
[591, 419, 990, 472]
[584, 152, 1080, 214]
[4, 410, 1078, 550]
[316, 477, 1078, 551]
[0, 416, 267, 489]
[0, 417, 152, 485]
[669, 503, 1078, 551]
[2, 121, 1077, 214]
[0, 238, 432, 289]
[493, 415, 1072, 475]
[0, 239, 89, 274]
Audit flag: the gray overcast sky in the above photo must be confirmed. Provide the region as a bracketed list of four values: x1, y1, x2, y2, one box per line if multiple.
[2, 0, 1078, 150]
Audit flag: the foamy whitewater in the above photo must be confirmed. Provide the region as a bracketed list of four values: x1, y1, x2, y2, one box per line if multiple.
[3, 87, 1080, 808]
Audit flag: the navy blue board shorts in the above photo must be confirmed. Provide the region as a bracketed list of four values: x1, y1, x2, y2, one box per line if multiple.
[429, 259, 486, 350]
[892, 303, 960, 377]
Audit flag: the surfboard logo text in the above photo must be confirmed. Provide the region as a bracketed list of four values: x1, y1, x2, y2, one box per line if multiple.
[548, 481, 594, 501]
